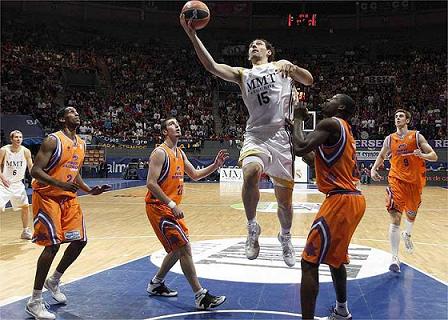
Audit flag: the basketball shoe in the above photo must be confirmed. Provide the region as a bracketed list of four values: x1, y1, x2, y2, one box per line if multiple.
[245, 222, 261, 260]
[25, 298, 56, 320]
[401, 231, 414, 253]
[44, 277, 67, 304]
[195, 289, 226, 310]
[278, 232, 296, 267]
[389, 255, 401, 273]
[147, 280, 178, 297]
[21, 227, 32, 240]
[327, 307, 353, 320]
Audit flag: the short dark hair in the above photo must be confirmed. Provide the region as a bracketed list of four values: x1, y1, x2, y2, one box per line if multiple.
[57, 107, 68, 125]
[161, 118, 176, 135]
[394, 109, 411, 120]
[338, 94, 356, 115]
[249, 39, 276, 62]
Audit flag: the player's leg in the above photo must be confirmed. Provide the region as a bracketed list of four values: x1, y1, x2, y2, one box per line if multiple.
[329, 264, 352, 319]
[301, 259, 319, 319]
[241, 157, 264, 260]
[9, 183, 32, 239]
[401, 183, 421, 253]
[26, 244, 60, 320]
[148, 250, 180, 297]
[20, 205, 32, 240]
[176, 243, 226, 310]
[386, 180, 405, 272]
[45, 198, 86, 304]
[274, 184, 295, 267]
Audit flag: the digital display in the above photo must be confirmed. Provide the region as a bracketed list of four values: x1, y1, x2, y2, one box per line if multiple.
[287, 13, 317, 27]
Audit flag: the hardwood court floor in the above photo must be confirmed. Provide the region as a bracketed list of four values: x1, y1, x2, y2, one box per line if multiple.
[0, 183, 447, 303]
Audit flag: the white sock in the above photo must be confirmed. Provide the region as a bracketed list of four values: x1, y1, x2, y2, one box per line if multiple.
[389, 224, 400, 257]
[281, 228, 291, 236]
[152, 276, 163, 284]
[51, 270, 63, 282]
[247, 218, 257, 225]
[404, 219, 414, 236]
[194, 288, 206, 297]
[336, 300, 349, 316]
[31, 289, 42, 300]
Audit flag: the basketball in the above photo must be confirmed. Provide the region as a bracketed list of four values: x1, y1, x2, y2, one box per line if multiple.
[181, 1, 210, 30]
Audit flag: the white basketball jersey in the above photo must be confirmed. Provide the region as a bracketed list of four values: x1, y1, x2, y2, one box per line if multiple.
[1, 145, 27, 183]
[240, 62, 294, 133]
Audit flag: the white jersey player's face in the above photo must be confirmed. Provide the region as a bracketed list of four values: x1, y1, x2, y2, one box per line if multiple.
[10, 133, 23, 148]
[248, 39, 271, 64]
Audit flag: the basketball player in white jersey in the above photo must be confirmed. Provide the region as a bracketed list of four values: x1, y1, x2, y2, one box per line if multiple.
[0, 130, 34, 239]
[181, 16, 313, 266]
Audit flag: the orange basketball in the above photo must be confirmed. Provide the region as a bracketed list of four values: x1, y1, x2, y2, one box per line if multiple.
[181, 1, 210, 30]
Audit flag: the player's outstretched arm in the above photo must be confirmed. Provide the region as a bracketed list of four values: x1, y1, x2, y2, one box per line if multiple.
[31, 136, 79, 193]
[371, 137, 390, 181]
[183, 149, 229, 181]
[290, 101, 338, 156]
[146, 149, 184, 219]
[180, 14, 241, 84]
[415, 133, 438, 161]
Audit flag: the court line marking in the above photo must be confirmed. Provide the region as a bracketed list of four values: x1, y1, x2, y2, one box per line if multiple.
[145, 309, 326, 320]
[0, 253, 149, 307]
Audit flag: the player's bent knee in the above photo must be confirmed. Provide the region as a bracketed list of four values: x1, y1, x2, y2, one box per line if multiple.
[176, 243, 192, 257]
[301, 258, 318, 272]
[44, 244, 61, 255]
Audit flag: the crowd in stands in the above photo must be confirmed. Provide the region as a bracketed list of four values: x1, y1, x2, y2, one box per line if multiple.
[1, 19, 446, 146]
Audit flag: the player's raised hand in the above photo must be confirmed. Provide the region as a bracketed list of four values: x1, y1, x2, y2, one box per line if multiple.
[180, 13, 196, 38]
[214, 149, 229, 168]
[370, 168, 383, 182]
[89, 184, 112, 195]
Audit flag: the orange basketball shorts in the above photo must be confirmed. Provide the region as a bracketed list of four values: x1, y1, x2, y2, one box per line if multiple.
[146, 203, 189, 253]
[386, 176, 422, 221]
[302, 190, 366, 268]
[32, 192, 86, 246]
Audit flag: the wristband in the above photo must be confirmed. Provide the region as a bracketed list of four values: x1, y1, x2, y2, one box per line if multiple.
[167, 201, 176, 209]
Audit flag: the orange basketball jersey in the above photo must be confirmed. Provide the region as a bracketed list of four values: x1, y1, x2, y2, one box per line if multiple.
[315, 117, 360, 194]
[388, 130, 426, 186]
[32, 131, 85, 197]
[145, 143, 185, 206]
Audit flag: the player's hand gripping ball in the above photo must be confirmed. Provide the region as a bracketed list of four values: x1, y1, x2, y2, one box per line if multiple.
[181, 1, 210, 30]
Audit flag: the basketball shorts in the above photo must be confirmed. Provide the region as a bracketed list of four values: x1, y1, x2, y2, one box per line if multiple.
[386, 176, 422, 221]
[238, 128, 294, 189]
[32, 192, 86, 246]
[0, 181, 29, 211]
[302, 190, 366, 268]
[146, 203, 189, 253]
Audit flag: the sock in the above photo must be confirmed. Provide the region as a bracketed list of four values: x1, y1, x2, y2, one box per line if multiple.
[281, 228, 291, 236]
[51, 270, 63, 282]
[389, 224, 400, 257]
[194, 288, 206, 298]
[247, 218, 257, 225]
[336, 300, 349, 316]
[404, 219, 414, 236]
[31, 289, 42, 300]
[152, 276, 163, 284]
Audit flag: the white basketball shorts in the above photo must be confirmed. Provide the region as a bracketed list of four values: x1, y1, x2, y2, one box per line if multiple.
[0, 181, 29, 211]
[238, 127, 294, 189]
